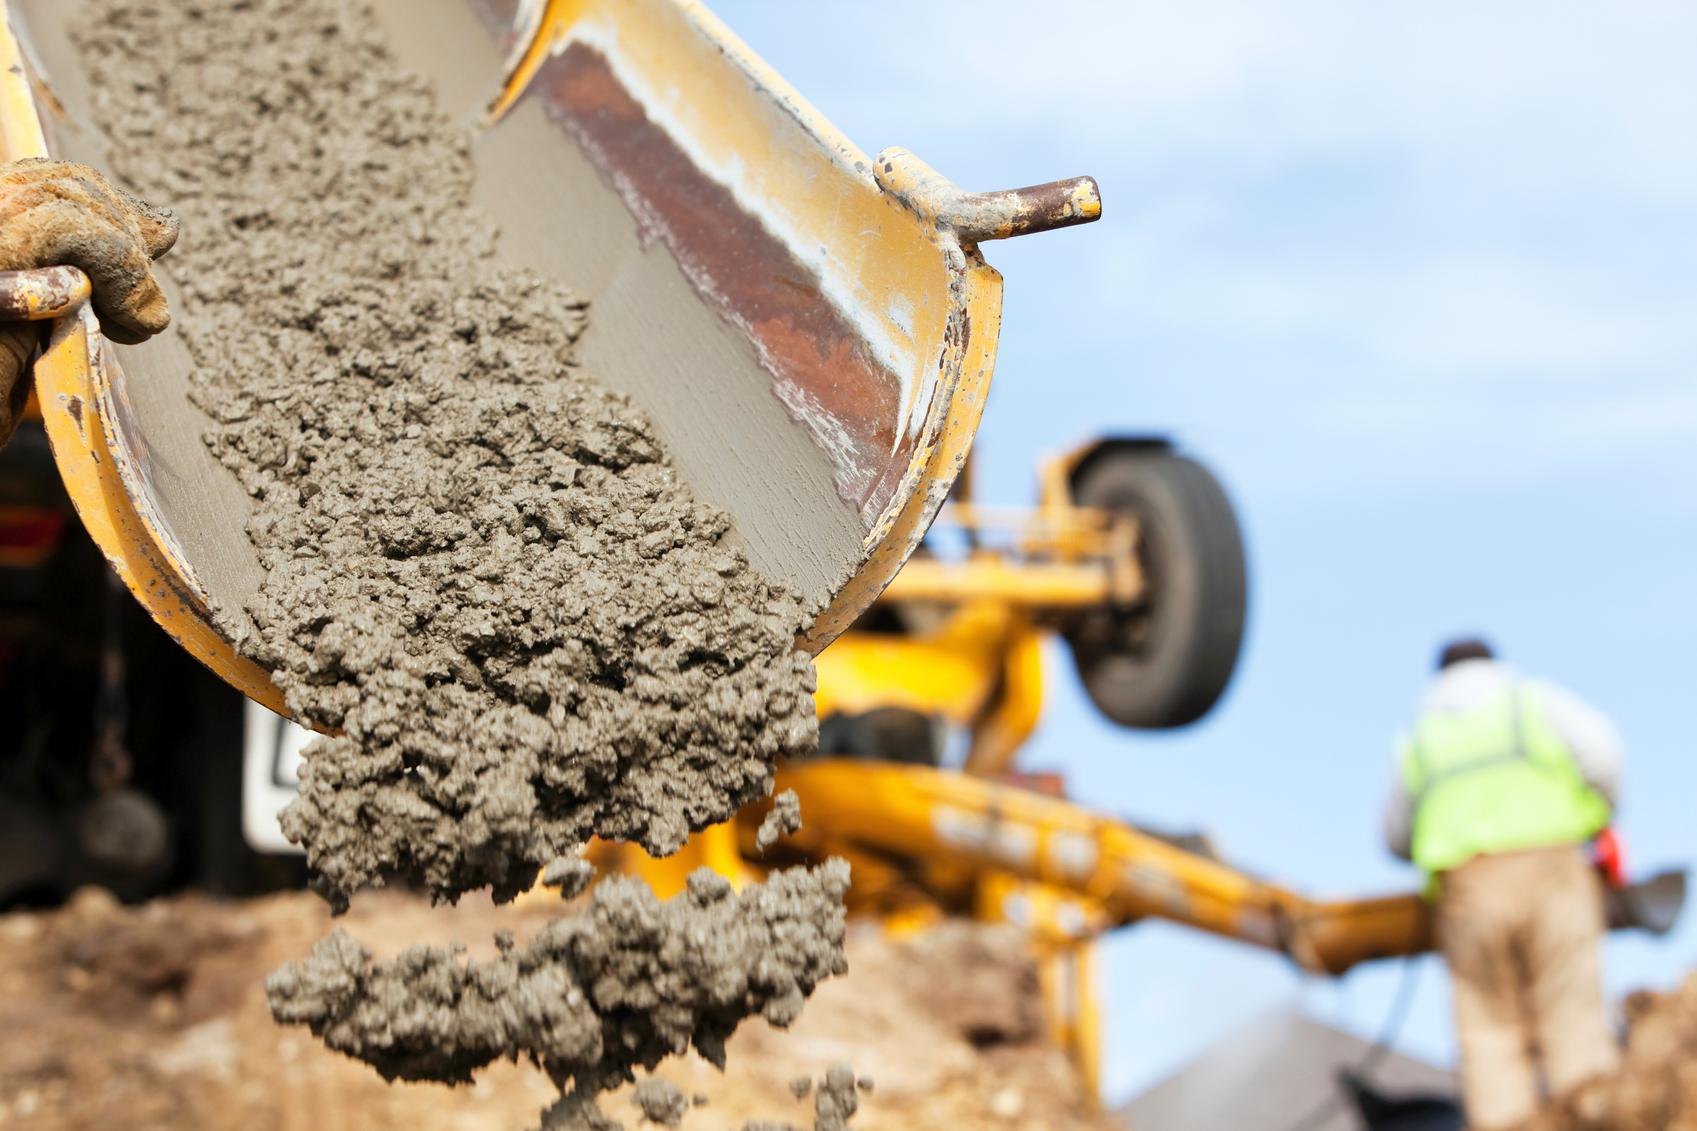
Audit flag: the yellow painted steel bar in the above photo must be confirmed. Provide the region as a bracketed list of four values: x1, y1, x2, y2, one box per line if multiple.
[961, 618, 1045, 777]
[1067, 939, 1103, 1105]
[776, 760, 1303, 957]
[1286, 891, 1433, 976]
[814, 633, 1005, 721]
[976, 871, 1107, 1105]
[813, 599, 1021, 722]
[932, 502, 1117, 555]
[771, 761, 1685, 976]
[1289, 868, 1688, 975]
[0, 2, 44, 162]
[881, 556, 1114, 608]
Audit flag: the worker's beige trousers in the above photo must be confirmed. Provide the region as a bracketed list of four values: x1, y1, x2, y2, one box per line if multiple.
[1437, 845, 1619, 1130]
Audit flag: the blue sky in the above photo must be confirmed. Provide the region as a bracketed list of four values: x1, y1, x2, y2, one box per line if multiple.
[714, 0, 1697, 1105]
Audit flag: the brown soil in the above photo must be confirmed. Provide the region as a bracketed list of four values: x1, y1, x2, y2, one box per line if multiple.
[1518, 974, 1697, 1131]
[0, 890, 1117, 1131]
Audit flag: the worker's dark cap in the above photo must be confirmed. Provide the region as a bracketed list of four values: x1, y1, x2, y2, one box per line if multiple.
[1436, 636, 1495, 670]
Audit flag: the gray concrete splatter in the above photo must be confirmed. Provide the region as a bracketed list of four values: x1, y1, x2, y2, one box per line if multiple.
[632, 1078, 688, 1127]
[757, 790, 804, 855]
[741, 1064, 870, 1131]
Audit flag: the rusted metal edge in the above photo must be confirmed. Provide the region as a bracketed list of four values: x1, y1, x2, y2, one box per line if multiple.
[0, 264, 89, 320]
[530, 41, 908, 519]
[489, 0, 884, 190]
[449, 0, 1071, 649]
[875, 148, 1102, 248]
[804, 255, 1004, 649]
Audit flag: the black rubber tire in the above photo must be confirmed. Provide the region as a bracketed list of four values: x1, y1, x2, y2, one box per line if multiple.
[1061, 449, 1247, 729]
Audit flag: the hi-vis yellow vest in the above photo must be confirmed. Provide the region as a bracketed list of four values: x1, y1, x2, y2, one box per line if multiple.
[1399, 683, 1611, 875]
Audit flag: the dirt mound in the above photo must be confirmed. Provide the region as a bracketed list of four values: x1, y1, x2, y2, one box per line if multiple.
[1518, 974, 1697, 1131]
[636, 921, 1115, 1130]
[0, 891, 1115, 1131]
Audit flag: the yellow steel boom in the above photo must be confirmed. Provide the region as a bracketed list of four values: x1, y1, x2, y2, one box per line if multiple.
[763, 760, 1683, 974]
[584, 758, 1684, 1100]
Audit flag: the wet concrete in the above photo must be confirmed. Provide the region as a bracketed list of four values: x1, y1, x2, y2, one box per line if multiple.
[267, 864, 850, 1129]
[19, 0, 874, 637]
[66, 3, 863, 1127]
[739, 1064, 871, 1131]
[756, 790, 803, 855]
[74, 0, 819, 910]
[632, 1078, 689, 1127]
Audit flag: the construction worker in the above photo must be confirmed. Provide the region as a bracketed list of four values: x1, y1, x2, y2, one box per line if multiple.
[0, 158, 178, 446]
[1385, 637, 1621, 1129]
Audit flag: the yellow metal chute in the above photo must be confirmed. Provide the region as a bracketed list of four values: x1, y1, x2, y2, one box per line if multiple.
[0, 0, 1100, 713]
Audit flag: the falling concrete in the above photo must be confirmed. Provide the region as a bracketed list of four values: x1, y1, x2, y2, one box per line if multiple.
[72, 2, 858, 1127]
[757, 790, 804, 855]
[543, 856, 597, 902]
[267, 863, 850, 1128]
[633, 1078, 689, 1127]
[739, 1063, 872, 1131]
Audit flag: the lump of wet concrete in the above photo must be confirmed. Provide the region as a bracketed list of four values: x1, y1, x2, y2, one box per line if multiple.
[633, 1078, 688, 1127]
[542, 856, 596, 902]
[742, 1064, 869, 1131]
[540, 1092, 626, 1131]
[756, 790, 804, 855]
[77, 0, 819, 912]
[267, 863, 849, 1119]
[812, 1064, 863, 1131]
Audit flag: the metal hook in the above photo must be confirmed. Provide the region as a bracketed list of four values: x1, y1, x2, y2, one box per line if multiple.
[874, 147, 1102, 245]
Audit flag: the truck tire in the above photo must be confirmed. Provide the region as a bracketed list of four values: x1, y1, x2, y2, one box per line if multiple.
[1061, 448, 1247, 729]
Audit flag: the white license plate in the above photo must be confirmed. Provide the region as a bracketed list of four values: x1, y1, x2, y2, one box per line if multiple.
[241, 700, 312, 854]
